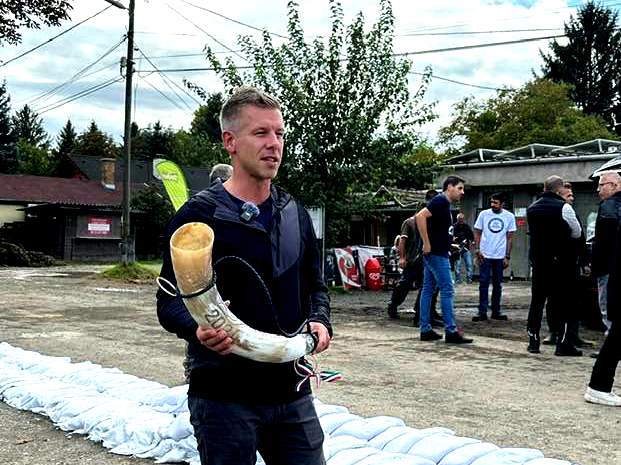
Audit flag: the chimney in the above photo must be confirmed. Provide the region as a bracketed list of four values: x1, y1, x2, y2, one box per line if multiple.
[100, 158, 116, 190]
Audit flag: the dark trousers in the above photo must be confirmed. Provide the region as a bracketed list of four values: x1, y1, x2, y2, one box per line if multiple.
[478, 258, 504, 316]
[527, 259, 577, 346]
[388, 263, 418, 311]
[589, 320, 620, 392]
[188, 395, 325, 465]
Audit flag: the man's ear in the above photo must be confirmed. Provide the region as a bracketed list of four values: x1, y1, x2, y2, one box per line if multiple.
[222, 131, 236, 154]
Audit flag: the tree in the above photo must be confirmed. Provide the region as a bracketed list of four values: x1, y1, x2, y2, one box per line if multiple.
[200, 0, 434, 245]
[16, 139, 54, 176]
[0, 81, 17, 173]
[541, 2, 621, 135]
[190, 93, 224, 143]
[170, 130, 228, 167]
[74, 121, 118, 158]
[11, 104, 48, 149]
[131, 121, 175, 160]
[439, 79, 615, 154]
[54, 119, 77, 157]
[0, 0, 72, 45]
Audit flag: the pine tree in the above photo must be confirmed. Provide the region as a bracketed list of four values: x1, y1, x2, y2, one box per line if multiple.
[0, 81, 17, 173]
[74, 121, 118, 158]
[11, 104, 49, 148]
[541, 2, 621, 135]
[55, 119, 77, 157]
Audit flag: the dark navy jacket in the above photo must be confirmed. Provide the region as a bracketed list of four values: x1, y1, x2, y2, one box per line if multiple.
[592, 191, 621, 277]
[157, 181, 331, 404]
[527, 192, 572, 264]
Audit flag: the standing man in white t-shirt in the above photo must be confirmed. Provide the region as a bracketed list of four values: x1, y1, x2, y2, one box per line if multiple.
[473, 193, 517, 321]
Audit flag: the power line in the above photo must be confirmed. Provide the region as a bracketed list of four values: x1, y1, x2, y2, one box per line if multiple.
[165, 2, 249, 64]
[178, 0, 289, 39]
[136, 74, 187, 112]
[36, 77, 124, 115]
[22, 36, 126, 107]
[397, 28, 563, 37]
[0, 5, 114, 69]
[136, 46, 200, 108]
[409, 71, 512, 92]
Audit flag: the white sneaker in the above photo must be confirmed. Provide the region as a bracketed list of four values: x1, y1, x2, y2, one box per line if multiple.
[584, 387, 621, 406]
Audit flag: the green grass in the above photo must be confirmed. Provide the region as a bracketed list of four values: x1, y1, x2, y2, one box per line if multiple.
[100, 262, 160, 282]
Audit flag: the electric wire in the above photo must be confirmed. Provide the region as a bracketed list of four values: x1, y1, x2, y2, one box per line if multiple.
[178, 0, 289, 39]
[36, 77, 124, 115]
[397, 28, 563, 36]
[165, 2, 249, 63]
[22, 36, 126, 107]
[408, 71, 513, 92]
[136, 74, 188, 112]
[0, 5, 114, 69]
[136, 46, 200, 108]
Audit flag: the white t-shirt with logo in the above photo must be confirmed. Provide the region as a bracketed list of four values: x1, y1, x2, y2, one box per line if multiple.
[474, 209, 517, 259]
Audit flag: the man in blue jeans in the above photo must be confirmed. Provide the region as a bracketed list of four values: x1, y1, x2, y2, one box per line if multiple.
[473, 193, 516, 322]
[415, 175, 473, 344]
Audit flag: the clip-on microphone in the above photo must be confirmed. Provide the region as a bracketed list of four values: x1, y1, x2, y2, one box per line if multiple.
[240, 202, 260, 222]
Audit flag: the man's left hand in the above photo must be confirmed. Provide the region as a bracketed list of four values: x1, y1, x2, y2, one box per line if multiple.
[503, 258, 510, 269]
[309, 321, 331, 354]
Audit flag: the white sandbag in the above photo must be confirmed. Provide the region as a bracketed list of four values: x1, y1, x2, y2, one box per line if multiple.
[332, 416, 406, 440]
[158, 411, 192, 441]
[356, 452, 436, 465]
[368, 426, 412, 449]
[439, 442, 500, 465]
[328, 447, 382, 465]
[314, 399, 350, 417]
[382, 427, 456, 454]
[523, 459, 572, 465]
[320, 412, 363, 434]
[470, 448, 544, 465]
[324, 435, 369, 460]
[408, 434, 480, 463]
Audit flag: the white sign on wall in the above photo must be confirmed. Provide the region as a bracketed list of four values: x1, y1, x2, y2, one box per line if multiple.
[307, 207, 324, 239]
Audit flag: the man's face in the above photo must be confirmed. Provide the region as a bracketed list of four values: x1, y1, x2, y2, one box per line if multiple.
[560, 187, 574, 205]
[490, 198, 502, 213]
[223, 105, 285, 181]
[445, 182, 465, 203]
[597, 177, 619, 200]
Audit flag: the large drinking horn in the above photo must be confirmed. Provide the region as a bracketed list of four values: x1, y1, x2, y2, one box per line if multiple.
[169, 222, 316, 363]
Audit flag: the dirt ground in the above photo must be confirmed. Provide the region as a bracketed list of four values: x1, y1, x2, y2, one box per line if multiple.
[0, 265, 618, 465]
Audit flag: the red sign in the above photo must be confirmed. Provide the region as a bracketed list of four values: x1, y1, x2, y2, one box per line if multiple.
[517, 218, 527, 228]
[87, 217, 112, 237]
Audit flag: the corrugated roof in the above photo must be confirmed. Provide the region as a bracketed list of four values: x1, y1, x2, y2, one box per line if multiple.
[373, 186, 428, 208]
[0, 174, 123, 207]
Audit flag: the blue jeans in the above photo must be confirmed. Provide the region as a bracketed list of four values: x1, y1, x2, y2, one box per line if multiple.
[188, 395, 325, 465]
[420, 254, 457, 333]
[454, 250, 473, 283]
[478, 258, 504, 316]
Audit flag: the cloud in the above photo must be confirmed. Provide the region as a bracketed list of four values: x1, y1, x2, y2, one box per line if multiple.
[0, 0, 584, 147]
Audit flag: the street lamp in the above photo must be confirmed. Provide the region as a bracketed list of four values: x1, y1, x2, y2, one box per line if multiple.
[105, 0, 135, 264]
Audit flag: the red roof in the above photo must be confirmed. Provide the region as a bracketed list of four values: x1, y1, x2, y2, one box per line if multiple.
[0, 174, 123, 207]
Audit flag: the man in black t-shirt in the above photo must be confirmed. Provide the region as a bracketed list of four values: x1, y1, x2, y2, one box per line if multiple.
[415, 176, 473, 344]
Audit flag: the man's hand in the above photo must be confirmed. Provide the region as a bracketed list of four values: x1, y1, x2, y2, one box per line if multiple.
[309, 321, 331, 354]
[503, 257, 510, 269]
[399, 257, 407, 269]
[476, 251, 484, 265]
[196, 327, 233, 355]
[422, 242, 431, 255]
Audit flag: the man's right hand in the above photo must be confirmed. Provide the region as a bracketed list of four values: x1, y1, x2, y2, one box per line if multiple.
[399, 257, 407, 269]
[196, 327, 233, 355]
[422, 242, 431, 255]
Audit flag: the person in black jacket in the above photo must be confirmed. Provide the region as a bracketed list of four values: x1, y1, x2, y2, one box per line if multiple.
[526, 175, 582, 356]
[591, 171, 621, 334]
[585, 187, 621, 406]
[157, 87, 331, 465]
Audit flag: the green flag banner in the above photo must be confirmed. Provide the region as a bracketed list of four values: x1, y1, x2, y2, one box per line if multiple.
[153, 159, 189, 211]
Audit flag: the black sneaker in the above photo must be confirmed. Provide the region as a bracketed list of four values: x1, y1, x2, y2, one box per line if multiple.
[445, 331, 473, 344]
[420, 329, 443, 341]
[527, 331, 540, 354]
[472, 315, 488, 322]
[490, 314, 508, 321]
[555, 344, 583, 357]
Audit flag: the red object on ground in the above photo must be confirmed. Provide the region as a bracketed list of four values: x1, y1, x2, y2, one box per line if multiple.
[365, 257, 384, 291]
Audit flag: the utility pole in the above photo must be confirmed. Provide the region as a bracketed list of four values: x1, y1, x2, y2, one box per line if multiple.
[105, 0, 135, 264]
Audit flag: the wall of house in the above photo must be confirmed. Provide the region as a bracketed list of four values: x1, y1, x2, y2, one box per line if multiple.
[0, 204, 25, 227]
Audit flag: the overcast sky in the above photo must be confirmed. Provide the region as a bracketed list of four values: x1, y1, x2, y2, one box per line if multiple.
[0, 0, 609, 147]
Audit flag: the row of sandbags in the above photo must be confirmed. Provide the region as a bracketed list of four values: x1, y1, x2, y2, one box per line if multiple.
[0, 342, 574, 465]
